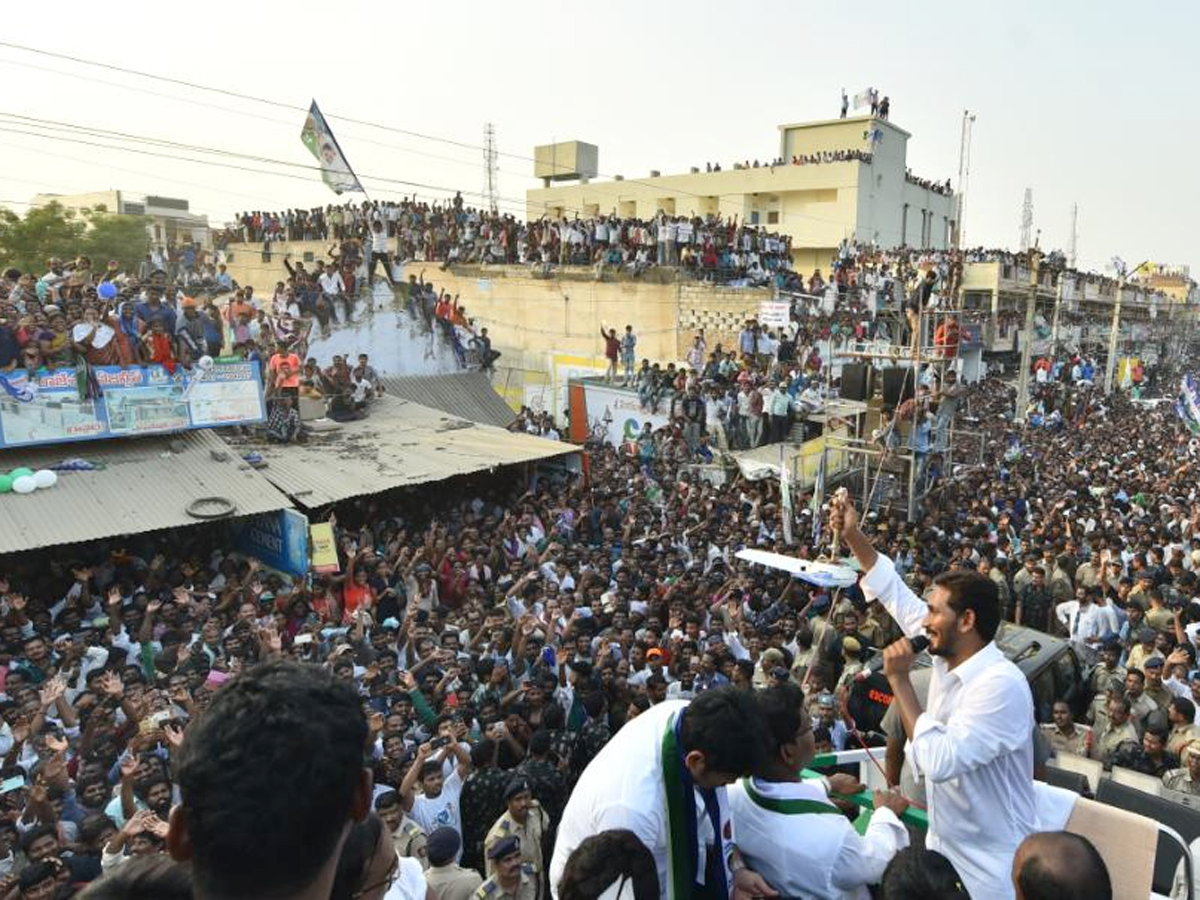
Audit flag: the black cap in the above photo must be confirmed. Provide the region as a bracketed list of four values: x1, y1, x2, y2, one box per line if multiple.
[504, 777, 531, 801]
[426, 827, 460, 866]
[487, 835, 521, 860]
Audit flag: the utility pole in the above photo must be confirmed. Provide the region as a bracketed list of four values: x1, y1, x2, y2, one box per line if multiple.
[1104, 259, 1148, 393]
[1104, 271, 1125, 394]
[483, 123, 499, 213]
[953, 110, 975, 249]
[1014, 247, 1042, 423]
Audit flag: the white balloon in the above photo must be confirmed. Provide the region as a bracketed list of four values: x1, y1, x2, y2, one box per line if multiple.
[32, 470, 56, 489]
[12, 477, 36, 494]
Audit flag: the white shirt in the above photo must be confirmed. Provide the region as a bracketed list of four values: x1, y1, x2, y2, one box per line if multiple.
[861, 555, 1037, 900]
[1054, 600, 1109, 646]
[319, 271, 345, 295]
[411, 768, 465, 842]
[385, 856, 428, 900]
[728, 777, 907, 899]
[550, 700, 731, 900]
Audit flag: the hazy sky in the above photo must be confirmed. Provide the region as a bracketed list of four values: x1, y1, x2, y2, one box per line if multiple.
[0, 1, 1196, 275]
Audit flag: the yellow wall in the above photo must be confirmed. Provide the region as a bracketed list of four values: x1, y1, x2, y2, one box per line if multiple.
[525, 161, 861, 253]
[221, 241, 780, 413]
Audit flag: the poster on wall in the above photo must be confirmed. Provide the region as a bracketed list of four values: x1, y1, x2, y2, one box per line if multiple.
[0, 360, 265, 448]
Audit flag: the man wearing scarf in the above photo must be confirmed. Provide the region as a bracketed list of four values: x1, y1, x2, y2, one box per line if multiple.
[549, 688, 776, 900]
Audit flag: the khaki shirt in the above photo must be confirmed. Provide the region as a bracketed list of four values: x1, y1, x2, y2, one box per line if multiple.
[1129, 692, 1158, 725]
[474, 865, 539, 900]
[1087, 693, 1112, 731]
[1127, 646, 1163, 674]
[1040, 723, 1093, 758]
[393, 816, 429, 869]
[484, 804, 546, 878]
[1089, 663, 1126, 695]
[1093, 721, 1140, 765]
[427, 863, 483, 900]
[1163, 768, 1200, 796]
[1144, 684, 1172, 712]
[1167, 725, 1200, 758]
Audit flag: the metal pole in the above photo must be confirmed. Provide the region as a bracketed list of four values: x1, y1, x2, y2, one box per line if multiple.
[953, 110, 974, 249]
[1049, 272, 1063, 361]
[1014, 249, 1041, 423]
[1104, 274, 1125, 394]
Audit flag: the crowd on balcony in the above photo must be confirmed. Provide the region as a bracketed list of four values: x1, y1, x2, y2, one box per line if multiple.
[220, 197, 796, 287]
[905, 171, 954, 196]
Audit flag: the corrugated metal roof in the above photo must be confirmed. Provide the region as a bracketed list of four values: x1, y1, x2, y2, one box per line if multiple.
[225, 396, 576, 508]
[380, 372, 515, 428]
[0, 430, 293, 556]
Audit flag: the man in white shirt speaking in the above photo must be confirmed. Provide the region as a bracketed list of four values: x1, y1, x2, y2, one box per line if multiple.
[728, 682, 909, 899]
[829, 489, 1037, 900]
[549, 688, 776, 900]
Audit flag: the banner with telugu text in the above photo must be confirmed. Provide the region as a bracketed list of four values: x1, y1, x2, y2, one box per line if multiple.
[0, 360, 265, 449]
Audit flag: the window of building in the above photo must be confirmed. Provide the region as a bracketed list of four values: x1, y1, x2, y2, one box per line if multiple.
[767, 211, 779, 224]
[749, 211, 760, 225]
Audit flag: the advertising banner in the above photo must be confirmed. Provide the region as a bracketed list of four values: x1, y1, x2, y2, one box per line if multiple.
[231, 509, 311, 577]
[309, 522, 341, 573]
[0, 360, 264, 449]
[575, 382, 671, 447]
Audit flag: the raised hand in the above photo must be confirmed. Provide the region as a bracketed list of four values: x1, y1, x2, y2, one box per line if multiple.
[162, 723, 185, 750]
[119, 752, 138, 781]
[99, 672, 124, 699]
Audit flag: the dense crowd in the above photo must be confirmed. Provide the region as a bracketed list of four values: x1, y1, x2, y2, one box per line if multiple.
[0, 309, 1192, 897]
[0, 251, 486, 448]
[220, 198, 795, 284]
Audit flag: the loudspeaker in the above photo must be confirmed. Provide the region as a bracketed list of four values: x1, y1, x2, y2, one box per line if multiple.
[840, 363, 871, 401]
[881, 367, 914, 407]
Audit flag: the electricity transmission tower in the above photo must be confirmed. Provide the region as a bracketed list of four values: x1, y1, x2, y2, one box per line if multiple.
[1067, 203, 1078, 268]
[483, 123, 499, 213]
[1018, 188, 1033, 252]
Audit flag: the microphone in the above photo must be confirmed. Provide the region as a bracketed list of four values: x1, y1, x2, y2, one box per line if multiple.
[861, 635, 930, 677]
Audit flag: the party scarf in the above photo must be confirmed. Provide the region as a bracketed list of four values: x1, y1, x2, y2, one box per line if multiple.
[738, 777, 843, 815]
[661, 710, 728, 900]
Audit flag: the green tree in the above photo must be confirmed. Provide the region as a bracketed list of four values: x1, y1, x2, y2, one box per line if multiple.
[0, 202, 86, 274]
[0, 201, 150, 275]
[81, 206, 151, 270]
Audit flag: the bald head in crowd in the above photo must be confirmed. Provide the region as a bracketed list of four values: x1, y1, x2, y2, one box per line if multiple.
[1012, 831, 1111, 900]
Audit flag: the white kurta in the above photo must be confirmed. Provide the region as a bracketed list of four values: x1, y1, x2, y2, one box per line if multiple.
[549, 700, 732, 900]
[728, 777, 907, 899]
[861, 555, 1037, 900]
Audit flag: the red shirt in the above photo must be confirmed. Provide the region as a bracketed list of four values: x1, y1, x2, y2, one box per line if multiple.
[270, 352, 301, 388]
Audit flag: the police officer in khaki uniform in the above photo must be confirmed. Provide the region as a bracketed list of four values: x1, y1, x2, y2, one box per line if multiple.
[1039, 700, 1093, 757]
[1091, 694, 1140, 766]
[1087, 676, 1124, 733]
[1089, 641, 1126, 695]
[475, 836, 539, 900]
[484, 777, 547, 879]
[1163, 742, 1200, 796]
[425, 826, 483, 900]
[1142, 657, 1172, 710]
[377, 789, 429, 869]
